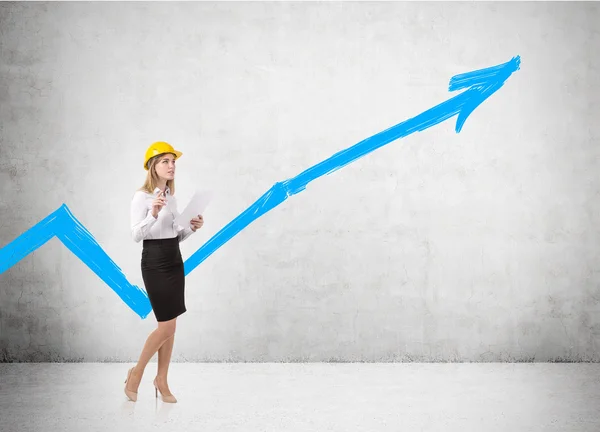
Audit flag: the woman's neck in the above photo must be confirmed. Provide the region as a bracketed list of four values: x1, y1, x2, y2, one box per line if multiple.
[157, 181, 167, 192]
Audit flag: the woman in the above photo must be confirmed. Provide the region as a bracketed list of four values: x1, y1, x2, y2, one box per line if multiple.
[124, 141, 204, 403]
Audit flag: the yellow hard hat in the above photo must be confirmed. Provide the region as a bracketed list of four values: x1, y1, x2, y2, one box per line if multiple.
[143, 141, 183, 170]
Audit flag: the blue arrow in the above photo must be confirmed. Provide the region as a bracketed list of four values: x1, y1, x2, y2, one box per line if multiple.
[182, 55, 521, 275]
[0, 56, 520, 319]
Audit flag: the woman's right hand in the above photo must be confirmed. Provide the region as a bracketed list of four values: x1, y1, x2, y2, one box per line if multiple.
[151, 192, 167, 218]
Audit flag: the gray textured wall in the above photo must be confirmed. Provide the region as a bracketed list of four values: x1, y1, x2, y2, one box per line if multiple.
[1, 2, 599, 362]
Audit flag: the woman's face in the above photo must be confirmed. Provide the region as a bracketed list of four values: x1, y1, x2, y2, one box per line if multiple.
[154, 154, 176, 181]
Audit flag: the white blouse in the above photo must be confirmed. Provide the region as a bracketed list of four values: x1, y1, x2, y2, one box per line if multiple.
[130, 186, 195, 243]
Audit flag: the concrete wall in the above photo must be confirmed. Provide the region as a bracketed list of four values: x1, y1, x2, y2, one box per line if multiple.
[1, 1, 599, 362]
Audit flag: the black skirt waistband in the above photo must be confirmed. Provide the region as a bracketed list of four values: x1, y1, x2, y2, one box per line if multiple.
[143, 236, 179, 247]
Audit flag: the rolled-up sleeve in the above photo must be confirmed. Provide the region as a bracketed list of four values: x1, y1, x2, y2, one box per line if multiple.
[131, 192, 157, 242]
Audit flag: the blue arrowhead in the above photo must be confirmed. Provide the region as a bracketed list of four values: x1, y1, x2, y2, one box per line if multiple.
[0, 56, 520, 319]
[449, 55, 521, 132]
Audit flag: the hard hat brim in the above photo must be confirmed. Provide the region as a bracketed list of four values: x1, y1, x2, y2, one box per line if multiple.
[144, 150, 183, 170]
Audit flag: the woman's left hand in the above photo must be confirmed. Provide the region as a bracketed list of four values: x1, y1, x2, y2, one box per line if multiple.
[190, 214, 204, 232]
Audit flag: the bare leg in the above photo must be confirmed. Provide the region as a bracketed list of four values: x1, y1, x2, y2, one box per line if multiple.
[126, 318, 176, 393]
[155, 334, 175, 395]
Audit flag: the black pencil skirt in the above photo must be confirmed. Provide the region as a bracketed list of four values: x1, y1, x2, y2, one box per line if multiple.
[141, 236, 186, 322]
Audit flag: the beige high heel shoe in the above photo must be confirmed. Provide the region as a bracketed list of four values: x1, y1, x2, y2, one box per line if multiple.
[124, 367, 138, 402]
[153, 377, 177, 403]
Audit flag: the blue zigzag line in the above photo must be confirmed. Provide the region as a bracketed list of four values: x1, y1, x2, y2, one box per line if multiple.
[0, 204, 152, 316]
[0, 56, 521, 319]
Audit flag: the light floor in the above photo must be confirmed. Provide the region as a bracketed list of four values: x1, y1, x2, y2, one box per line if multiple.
[0, 363, 598, 432]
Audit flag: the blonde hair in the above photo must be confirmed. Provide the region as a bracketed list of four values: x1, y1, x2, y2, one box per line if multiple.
[138, 153, 176, 194]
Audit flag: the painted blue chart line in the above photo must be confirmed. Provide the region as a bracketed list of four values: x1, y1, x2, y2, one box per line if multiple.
[0, 56, 521, 319]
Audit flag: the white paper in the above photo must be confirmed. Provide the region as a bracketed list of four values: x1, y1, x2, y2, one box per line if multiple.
[174, 189, 213, 227]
